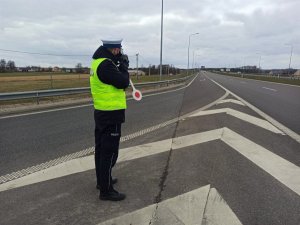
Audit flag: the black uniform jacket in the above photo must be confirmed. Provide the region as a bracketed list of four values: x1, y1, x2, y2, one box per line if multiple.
[92, 46, 130, 124]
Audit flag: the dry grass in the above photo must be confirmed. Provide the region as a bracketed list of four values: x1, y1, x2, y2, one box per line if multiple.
[0, 73, 188, 93]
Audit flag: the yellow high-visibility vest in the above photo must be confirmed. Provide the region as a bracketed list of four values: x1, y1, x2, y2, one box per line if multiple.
[90, 58, 126, 110]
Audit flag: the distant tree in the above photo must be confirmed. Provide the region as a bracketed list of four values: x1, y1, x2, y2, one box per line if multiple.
[75, 63, 83, 73]
[7, 60, 16, 72]
[0, 59, 6, 72]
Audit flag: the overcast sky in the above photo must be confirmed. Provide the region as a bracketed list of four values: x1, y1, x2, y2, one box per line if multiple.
[0, 0, 299, 69]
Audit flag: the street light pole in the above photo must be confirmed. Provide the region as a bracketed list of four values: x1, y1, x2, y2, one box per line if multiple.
[187, 32, 199, 75]
[256, 52, 262, 73]
[192, 48, 200, 73]
[159, 0, 164, 80]
[288, 45, 293, 76]
[285, 44, 293, 76]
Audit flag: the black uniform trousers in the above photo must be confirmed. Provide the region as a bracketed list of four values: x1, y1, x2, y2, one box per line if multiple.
[94, 120, 121, 193]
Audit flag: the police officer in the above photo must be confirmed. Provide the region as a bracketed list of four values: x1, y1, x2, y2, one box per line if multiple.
[90, 39, 129, 201]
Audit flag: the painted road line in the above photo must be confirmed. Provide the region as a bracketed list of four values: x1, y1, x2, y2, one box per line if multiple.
[171, 129, 223, 150]
[202, 188, 243, 225]
[0, 138, 173, 192]
[98, 185, 211, 225]
[216, 99, 245, 106]
[222, 127, 300, 196]
[1, 127, 299, 197]
[189, 108, 284, 134]
[98, 185, 242, 225]
[262, 87, 277, 92]
[206, 75, 300, 143]
[1, 128, 222, 191]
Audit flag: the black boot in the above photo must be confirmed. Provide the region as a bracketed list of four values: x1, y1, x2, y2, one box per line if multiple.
[100, 189, 126, 201]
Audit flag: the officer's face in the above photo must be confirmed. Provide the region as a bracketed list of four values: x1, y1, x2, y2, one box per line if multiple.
[111, 48, 121, 56]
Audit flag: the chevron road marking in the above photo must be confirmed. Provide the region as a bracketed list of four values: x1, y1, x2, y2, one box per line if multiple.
[206, 74, 300, 143]
[189, 108, 284, 134]
[97, 185, 243, 225]
[202, 187, 243, 225]
[1, 127, 299, 197]
[216, 99, 245, 106]
[221, 128, 300, 196]
[0, 138, 173, 192]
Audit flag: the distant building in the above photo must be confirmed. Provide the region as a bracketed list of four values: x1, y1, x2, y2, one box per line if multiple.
[294, 70, 300, 77]
[269, 70, 285, 76]
[128, 70, 145, 76]
[53, 67, 61, 72]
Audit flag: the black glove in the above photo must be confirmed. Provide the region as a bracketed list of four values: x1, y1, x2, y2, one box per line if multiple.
[118, 54, 129, 72]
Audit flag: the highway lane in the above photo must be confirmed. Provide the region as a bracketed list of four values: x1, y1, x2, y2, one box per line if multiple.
[0, 75, 225, 176]
[1, 75, 299, 225]
[206, 72, 300, 134]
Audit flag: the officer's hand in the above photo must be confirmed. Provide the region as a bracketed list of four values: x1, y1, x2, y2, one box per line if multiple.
[119, 54, 129, 71]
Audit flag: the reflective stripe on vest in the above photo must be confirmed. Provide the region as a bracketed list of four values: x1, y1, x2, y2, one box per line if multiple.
[90, 58, 126, 110]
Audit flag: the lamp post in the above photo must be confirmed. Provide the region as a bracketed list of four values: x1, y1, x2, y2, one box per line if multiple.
[159, 0, 164, 80]
[256, 53, 261, 69]
[192, 49, 200, 73]
[285, 44, 293, 76]
[256, 52, 262, 73]
[187, 32, 199, 75]
[195, 54, 201, 72]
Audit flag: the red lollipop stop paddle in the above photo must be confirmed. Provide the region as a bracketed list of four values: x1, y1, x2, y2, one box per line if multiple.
[130, 79, 142, 101]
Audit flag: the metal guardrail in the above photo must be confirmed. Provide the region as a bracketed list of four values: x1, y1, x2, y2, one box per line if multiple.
[0, 75, 194, 103]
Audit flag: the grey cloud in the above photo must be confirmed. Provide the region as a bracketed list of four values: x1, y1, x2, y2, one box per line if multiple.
[0, 0, 299, 69]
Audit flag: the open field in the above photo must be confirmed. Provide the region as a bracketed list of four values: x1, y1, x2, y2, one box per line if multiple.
[0, 73, 188, 93]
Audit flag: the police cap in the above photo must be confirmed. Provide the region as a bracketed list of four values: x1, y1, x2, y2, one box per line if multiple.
[101, 39, 123, 48]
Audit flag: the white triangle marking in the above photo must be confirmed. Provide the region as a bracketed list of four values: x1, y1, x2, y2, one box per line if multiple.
[189, 108, 284, 134]
[97, 185, 243, 225]
[202, 188, 243, 225]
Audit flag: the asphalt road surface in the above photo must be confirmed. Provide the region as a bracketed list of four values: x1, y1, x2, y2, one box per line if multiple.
[206, 71, 300, 134]
[0, 74, 299, 225]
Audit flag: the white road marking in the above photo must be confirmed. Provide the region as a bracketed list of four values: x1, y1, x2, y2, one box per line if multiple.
[1, 127, 299, 197]
[222, 128, 300, 196]
[202, 188, 243, 225]
[0, 75, 198, 120]
[216, 99, 245, 106]
[189, 108, 284, 134]
[0, 103, 93, 120]
[0, 138, 173, 192]
[262, 87, 277, 92]
[98, 185, 210, 225]
[206, 74, 300, 144]
[98, 185, 242, 225]
[172, 129, 223, 149]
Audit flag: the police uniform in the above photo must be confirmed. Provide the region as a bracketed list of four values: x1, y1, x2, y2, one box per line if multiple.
[90, 39, 129, 201]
